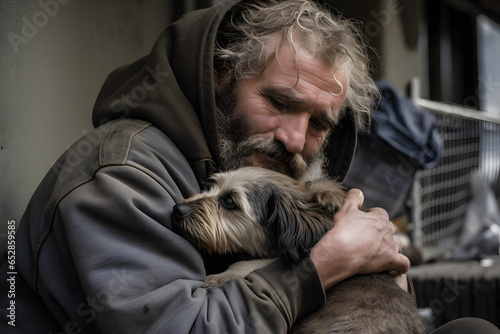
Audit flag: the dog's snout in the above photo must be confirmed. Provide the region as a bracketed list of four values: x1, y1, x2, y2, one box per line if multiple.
[173, 203, 191, 218]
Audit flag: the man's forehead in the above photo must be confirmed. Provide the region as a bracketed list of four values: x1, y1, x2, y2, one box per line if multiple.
[267, 45, 347, 108]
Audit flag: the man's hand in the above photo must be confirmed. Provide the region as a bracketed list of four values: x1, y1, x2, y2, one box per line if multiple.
[310, 189, 411, 290]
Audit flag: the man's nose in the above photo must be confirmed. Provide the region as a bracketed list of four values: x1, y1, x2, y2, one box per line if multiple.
[274, 116, 308, 154]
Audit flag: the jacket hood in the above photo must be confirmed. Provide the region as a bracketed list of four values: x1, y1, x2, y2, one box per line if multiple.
[92, 0, 357, 183]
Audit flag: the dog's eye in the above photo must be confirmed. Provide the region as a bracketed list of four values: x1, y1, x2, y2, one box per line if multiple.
[220, 195, 237, 210]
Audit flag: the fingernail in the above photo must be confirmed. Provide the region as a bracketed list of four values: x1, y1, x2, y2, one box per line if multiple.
[357, 190, 364, 199]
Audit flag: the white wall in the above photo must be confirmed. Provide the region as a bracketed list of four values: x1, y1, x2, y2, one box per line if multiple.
[378, 0, 421, 93]
[0, 0, 171, 242]
[325, 0, 421, 93]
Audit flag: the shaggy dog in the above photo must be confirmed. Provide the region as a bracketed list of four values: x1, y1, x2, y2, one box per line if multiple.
[172, 167, 424, 334]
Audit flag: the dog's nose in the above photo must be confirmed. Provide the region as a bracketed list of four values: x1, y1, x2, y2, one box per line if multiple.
[173, 203, 191, 218]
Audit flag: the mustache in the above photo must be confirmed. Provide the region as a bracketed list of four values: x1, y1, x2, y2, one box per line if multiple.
[233, 137, 309, 179]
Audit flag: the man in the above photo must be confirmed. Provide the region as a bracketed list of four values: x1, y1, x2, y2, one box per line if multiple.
[1, 0, 497, 333]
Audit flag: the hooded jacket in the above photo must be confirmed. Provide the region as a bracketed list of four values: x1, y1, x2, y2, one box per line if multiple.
[0, 1, 357, 333]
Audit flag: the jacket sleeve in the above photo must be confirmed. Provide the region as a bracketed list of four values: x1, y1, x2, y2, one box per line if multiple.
[57, 162, 325, 333]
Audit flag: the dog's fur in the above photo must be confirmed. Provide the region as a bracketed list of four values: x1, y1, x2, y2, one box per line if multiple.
[172, 167, 425, 334]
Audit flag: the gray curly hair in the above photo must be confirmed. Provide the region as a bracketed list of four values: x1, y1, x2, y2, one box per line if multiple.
[214, 0, 379, 129]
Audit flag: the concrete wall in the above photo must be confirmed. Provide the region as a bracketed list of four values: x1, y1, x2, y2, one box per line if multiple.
[328, 0, 421, 93]
[378, 0, 421, 93]
[0, 0, 171, 243]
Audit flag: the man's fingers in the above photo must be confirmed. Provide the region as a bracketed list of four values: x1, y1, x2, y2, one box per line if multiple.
[395, 235, 403, 253]
[366, 206, 390, 222]
[336, 189, 411, 276]
[394, 254, 411, 274]
[394, 273, 409, 292]
[342, 188, 364, 210]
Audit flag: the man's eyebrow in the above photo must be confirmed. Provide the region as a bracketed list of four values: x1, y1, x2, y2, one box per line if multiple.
[260, 86, 341, 125]
[259, 86, 308, 106]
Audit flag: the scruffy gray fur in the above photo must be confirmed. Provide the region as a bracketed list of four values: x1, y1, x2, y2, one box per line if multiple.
[172, 167, 425, 334]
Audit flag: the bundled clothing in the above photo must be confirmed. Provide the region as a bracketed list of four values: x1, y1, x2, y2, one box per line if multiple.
[344, 80, 442, 218]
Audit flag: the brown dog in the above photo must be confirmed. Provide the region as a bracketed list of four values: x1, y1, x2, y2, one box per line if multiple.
[172, 166, 424, 333]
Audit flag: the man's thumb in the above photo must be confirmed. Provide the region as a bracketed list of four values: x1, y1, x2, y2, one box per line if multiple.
[342, 188, 364, 210]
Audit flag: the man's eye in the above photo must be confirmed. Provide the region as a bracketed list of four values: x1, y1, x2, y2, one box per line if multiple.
[220, 195, 237, 210]
[310, 118, 329, 131]
[270, 98, 289, 112]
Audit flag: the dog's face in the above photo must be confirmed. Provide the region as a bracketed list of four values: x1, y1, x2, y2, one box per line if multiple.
[172, 167, 345, 263]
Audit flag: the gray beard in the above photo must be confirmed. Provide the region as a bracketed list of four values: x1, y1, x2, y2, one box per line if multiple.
[215, 107, 330, 183]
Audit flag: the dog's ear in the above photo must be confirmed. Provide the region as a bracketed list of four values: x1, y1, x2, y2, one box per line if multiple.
[265, 191, 333, 264]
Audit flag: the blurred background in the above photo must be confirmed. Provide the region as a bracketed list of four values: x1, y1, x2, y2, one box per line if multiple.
[1, 0, 500, 330]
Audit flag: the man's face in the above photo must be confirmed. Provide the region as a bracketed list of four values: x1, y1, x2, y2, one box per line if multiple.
[216, 41, 349, 181]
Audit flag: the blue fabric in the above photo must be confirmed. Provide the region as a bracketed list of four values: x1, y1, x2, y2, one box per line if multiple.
[371, 80, 442, 169]
[343, 81, 443, 217]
